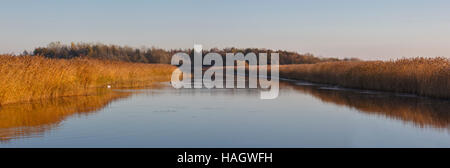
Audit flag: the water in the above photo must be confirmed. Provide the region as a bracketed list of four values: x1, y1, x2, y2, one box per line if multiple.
[0, 81, 449, 147]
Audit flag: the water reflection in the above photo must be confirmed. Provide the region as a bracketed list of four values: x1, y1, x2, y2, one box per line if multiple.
[281, 81, 450, 130]
[0, 80, 449, 145]
[0, 90, 131, 142]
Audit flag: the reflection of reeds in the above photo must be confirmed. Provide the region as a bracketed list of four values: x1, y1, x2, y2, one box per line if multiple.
[0, 55, 175, 105]
[282, 82, 450, 129]
[280, 57, 450, 99]
[0, 90, 131, 142]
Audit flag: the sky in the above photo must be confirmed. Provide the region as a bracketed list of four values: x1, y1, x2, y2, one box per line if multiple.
[1, 0, 450, 60]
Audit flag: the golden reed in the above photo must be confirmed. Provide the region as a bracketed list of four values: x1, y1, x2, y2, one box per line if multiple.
[280, 57, 450, 99]
[0, 55, 175, 105]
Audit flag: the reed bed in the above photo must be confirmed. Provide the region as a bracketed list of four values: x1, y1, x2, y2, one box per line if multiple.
[0, 55, 175, 105]
[280, 57, 450, 99]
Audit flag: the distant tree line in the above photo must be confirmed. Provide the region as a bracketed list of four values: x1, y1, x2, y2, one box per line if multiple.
[32, 42, 172, 64]
[32, 42, 358, 64]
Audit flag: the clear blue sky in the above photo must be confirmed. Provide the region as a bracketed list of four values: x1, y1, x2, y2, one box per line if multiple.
[1, 0, 449, 60]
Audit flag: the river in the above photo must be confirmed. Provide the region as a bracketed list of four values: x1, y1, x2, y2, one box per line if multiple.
[0, 81, 449, 147]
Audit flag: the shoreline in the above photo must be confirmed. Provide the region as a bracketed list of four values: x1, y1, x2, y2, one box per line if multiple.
[0, 55, 175, 105]
[279, 77, 449, 101]
[279, 57, 450, 99]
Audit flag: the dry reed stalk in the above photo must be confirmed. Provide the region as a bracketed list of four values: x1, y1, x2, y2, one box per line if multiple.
[279, 57, 450, 99]
[0, 55, 175, 105]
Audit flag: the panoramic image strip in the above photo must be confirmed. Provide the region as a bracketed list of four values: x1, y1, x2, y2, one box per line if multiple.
[0, 0, 449, 166]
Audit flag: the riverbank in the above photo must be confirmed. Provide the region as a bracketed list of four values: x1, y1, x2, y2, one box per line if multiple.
[279, 57, 450, 99]
[0, 55, 175, 105]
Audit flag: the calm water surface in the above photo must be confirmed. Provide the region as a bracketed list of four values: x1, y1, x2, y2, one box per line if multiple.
[0, 81, 449, 147]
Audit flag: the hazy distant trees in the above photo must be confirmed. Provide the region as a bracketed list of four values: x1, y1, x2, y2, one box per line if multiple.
[33, 42, 169, 63]
[33, 42, 356, 64]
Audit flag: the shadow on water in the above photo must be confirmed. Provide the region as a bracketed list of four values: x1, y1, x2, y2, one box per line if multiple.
[281, 81, 450, 130]
[0, 90, 131, 142]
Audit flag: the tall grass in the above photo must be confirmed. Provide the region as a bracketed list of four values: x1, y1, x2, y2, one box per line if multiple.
[0, 55, 175, 105]
[280, 57, 450, 99]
